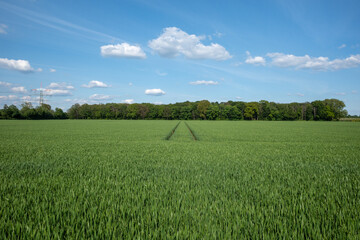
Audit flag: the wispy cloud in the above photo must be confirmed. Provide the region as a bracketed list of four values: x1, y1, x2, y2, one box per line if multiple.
[232, 61, 243, 67]
[11, 86, 27, 93]
[189, 80, 219, 85]
[0, 81, 12, 87]
[156, 70, 167, 76]
[48, 82, 74, 90]
[64, 98, 88, 105]
[335, 92, 346, 96]
[213, 31, 223, 38]
[0, 1, 121, 43]
[0, 23, 8, 34]
[89, 94, 112, 100]
[0, 95, 17, 101]
[287, 93, 305, 97]
[8, 95, 17, 100]
[50, 68, 56, 73]
[44, 89, 72, 96]
[338, 44, 346, 49]
[267, 53, 360, 71]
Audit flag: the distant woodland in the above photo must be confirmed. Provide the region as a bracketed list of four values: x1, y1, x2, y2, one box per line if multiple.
[1, 99, 355, 121]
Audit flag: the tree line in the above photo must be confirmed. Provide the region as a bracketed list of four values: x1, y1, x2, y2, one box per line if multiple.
[0, 99, 350, 121]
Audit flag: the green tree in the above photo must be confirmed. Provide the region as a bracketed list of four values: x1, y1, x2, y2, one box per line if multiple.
[324, 99, 346, 120]
[259, 100, 270, 120]
[126, 104, 139, 119]
[36, 104, 54, 119]
[244, 107, 255, 120]
[3, 104, 21, 119]
[180, 106, 192, 120]
[67, 104, 81, 119]
[20, 102, 37, 119]
[244, 102, 258, 120]
[311, 101, 326, 120]
[206, 104, 219, 120]
[54, 108, 67, 119]
[197, 100, 210, 120]
[138, 104, 150, 119]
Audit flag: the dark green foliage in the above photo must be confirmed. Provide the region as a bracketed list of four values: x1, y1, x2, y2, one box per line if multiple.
[54, 108, 68, 119]
[0, 104, 21, 119]
[0, 99, 348, 121]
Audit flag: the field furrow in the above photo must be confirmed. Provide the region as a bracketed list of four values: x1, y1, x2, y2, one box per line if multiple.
[169, 122, 194, 141]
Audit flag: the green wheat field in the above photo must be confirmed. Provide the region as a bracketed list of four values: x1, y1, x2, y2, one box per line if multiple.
[1, 120, 360, 239]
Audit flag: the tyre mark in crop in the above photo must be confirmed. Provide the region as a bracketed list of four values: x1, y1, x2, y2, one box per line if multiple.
[165, 121, 181, 140]
[184, 122, 198, 141]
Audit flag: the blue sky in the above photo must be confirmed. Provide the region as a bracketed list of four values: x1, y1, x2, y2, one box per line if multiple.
[0, 0, 359, 114]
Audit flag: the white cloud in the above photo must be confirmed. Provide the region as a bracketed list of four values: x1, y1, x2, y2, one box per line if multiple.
[11, 86, 27, 93]
[64, 98, 89, 104]
[148, 27, 231, 60]
[245, 51, 266, 65]
[0, 58, 34, 72]
[235, 97, 243, 100]
[123, 99, 134, 104]
[0, 95, 18, 101]
[44, 89, 72, 96]
[82, 80, 109, 88]
[36, 68, 43, 72]
[335, 92, 346, 96]
[267, 53, 360, 71]
[48, 82, 74, 90]
[189, 80, 219, 85]
[89, 94, 112, 100]
[100, 43, 146, 59]
[153, 101, 163, 105]
[339, 44, 346, 49]
[64, 98, 90, 105]
[0, 24, 8, 34]
[296, 93, 304, 97]
[50, 68, 56, 72]
[128, 82, 133, 86]
[145, 89, 165, 96]
[8, 95, 17, 100]
[351, 90, 358, 94]
[21, 96, 32, 101]
[0, 81, 12, 87]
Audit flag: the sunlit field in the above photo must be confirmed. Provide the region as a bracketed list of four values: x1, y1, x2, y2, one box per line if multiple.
[1, 120, 359, 239]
